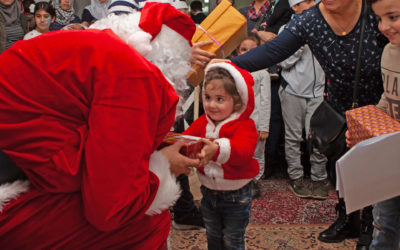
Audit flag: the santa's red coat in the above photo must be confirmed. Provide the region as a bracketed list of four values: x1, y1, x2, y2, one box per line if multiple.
[0, 29, 179, 249]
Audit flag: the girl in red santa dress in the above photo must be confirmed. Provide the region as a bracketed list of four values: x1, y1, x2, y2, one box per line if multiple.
[183, 62, 259, 250]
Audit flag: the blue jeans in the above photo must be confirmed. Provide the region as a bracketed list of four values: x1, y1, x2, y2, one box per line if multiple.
[200, 183, 252, 250]
[370, 195, 400, 250]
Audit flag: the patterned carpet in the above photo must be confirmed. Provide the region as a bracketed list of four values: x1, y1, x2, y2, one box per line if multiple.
[168, 178, 357, 249]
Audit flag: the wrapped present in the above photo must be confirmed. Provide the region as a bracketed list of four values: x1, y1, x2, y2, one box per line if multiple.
[158, 132, 204, 159]
[346, 105, 400, 145]
[187, 0, 247, 86]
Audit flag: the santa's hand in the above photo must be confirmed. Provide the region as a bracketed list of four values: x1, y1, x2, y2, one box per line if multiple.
[160, 140, 200, 176]
[191, 41, 216, 67]
[198, 138, 219, 166]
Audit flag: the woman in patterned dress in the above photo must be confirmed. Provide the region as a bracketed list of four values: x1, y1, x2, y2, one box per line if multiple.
[211, 0, 388, 249]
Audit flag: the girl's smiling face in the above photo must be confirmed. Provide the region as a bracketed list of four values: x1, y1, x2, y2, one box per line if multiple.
[372, 0, 400, 45]
[203, 79, 235, 125]
[35, 9, 54, 33]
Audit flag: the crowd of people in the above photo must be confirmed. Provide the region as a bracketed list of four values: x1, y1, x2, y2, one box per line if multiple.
[0, 0, 399, 249]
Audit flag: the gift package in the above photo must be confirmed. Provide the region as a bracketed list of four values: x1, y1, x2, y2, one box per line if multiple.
[158, 132, 204, 159]
[346, 105, 400, 145]
[187, 0, 247, 86]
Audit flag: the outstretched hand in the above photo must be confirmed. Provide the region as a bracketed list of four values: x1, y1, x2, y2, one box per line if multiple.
[160, 140, 200, 176]
[197, 138, 219, 166]
[191, 41, 216, 67]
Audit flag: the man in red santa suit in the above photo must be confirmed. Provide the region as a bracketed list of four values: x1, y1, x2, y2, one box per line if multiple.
[0, 2, 200, 249]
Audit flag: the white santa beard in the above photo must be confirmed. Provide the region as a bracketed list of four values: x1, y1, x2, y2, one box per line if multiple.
[146, 26, 191, 95]
[91, 14, 192, 120]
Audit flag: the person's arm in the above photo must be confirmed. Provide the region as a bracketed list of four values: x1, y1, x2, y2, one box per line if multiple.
[257, 70, 271, 137]
[215, 120, 259, 177]
[191, 41, 216, 66]
[231, 29, 303, 72]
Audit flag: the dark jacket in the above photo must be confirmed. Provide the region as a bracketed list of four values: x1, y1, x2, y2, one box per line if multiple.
[191, 12, 207, 24]
[239, 0, 292, 35]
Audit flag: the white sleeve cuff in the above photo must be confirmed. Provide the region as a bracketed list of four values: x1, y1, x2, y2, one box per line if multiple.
[214, 138, 231, 164]
[145, 151, 181, 215]
[0, 180, 30, 212]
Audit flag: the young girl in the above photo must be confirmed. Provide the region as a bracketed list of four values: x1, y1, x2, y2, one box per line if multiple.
[183, 62, 259, 249]
[237, 35, 271, 185]
[24, 1, 56, 40]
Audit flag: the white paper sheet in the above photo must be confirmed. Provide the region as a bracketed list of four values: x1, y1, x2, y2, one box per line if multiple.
[336, 132, 400, 214]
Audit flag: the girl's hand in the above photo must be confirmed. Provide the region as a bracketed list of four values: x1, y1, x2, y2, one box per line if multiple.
[259, 131, 269, 141]
[160, 140, 200, 176]
[198, 138, 219, 166]
[345, 130, 354, 148]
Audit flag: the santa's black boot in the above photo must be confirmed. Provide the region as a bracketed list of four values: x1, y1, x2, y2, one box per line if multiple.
[318, 198, 361, 243]
[355, 205, 374, 250]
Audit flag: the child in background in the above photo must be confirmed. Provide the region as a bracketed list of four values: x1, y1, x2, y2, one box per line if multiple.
[183, 62, 259, 249]
[349, 0, 400, 248]
[279, 0, 328, 200]
[237, 35, 271, 186]
[24, 1, 56, 40]
[81, 0, 110, 27]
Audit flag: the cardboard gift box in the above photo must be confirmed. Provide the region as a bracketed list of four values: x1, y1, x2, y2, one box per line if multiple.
[346, 105, 400, 145]
[187, 0, 247, 86]
[158, 132, 204, 159]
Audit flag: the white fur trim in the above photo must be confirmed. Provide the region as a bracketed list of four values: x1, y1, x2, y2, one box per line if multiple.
[203, 161, 224, 179]
[145, 151, 181, 215]
[205, 112, 241, 138]
[214, 138, 230, 164]
[0, 180, 30, 212]
[205, 63, 249, 115]
[127, 30, 153, 56]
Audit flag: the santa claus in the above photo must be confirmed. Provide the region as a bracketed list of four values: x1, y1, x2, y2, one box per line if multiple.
[0, 2, 199, 249]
